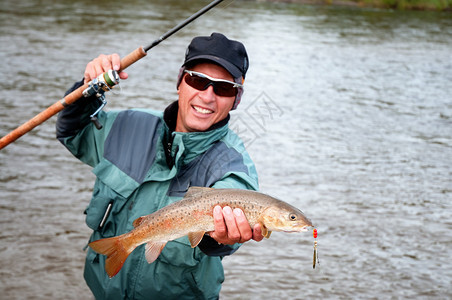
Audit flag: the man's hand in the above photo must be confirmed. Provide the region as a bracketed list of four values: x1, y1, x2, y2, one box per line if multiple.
[84, 53, 129, 84]
[209, 205, 264, 245]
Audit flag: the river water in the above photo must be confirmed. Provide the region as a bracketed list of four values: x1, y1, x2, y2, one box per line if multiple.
[1, 0, 451, 299]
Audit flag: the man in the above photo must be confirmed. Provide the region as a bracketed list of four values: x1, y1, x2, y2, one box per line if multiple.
[57, 32, 263, 299]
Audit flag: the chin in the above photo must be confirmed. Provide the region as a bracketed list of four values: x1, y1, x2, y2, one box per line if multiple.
[189, 123, 211, 132]
[185, 117, 214, 132]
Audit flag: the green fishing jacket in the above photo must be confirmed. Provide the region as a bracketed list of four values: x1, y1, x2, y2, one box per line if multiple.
[56, 81, 259, 300]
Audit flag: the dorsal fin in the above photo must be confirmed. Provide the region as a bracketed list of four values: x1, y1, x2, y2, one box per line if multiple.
[184, 186, 213, 198]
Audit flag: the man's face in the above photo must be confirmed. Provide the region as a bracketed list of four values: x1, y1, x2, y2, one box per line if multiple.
[176, 63, 236, 132]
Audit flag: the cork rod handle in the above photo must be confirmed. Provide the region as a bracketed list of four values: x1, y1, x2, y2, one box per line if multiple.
[0, 47, 147, 150]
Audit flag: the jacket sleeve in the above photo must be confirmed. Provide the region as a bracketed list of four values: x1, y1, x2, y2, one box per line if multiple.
[56, 79, 98, 140]
[197, 235, 240, 257]
[56, 79, 111, 167]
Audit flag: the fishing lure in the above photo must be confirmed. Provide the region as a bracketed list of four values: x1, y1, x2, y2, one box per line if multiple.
[313, 228, 319, 269]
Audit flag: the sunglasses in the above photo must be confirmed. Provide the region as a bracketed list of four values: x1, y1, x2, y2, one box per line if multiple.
[184, 70, 242, 97]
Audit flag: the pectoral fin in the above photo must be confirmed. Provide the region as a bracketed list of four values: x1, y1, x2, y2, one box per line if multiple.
[145, 241, 167, 264]
[188, 231, 205, 248]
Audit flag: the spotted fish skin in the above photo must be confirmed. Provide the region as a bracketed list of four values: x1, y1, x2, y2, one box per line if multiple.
[89, 187, 313, 277]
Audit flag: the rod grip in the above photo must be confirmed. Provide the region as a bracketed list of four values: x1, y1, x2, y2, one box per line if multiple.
[0, 100, 65, 149]
[0, 84, 88, 149]
[120, 46, 147, 71]
[0, 47, 147, 150]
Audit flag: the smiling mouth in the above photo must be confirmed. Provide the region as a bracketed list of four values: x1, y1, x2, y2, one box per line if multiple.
[193, 105, 213, 115]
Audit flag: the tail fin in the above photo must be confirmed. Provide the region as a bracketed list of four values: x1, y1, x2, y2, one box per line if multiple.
[89, 236, 135, 278]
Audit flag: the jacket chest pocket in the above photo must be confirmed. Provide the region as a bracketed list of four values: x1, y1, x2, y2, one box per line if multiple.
[85, 192, 123, 238]
[86, 159, 140, 237]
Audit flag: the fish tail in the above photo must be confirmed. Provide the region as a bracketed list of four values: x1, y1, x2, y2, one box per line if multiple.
[89, 236, 135, 278]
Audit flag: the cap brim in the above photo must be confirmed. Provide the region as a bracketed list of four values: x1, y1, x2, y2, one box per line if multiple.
[183, 55, 242, 79]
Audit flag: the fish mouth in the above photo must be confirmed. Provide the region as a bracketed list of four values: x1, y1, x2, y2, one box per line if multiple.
[284, 225, 313, 233]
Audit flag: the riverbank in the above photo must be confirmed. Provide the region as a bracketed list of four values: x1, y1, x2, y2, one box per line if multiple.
[262, 0, 452, 10]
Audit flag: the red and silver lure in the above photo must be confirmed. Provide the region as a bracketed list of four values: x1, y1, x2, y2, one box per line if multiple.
[313, 228, 320, 269]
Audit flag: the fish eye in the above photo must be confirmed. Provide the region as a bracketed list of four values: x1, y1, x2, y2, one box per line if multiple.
[289, 213, 297, 221]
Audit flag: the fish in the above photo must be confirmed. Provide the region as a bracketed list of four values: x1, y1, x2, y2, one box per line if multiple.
[88, 187, 313, 277]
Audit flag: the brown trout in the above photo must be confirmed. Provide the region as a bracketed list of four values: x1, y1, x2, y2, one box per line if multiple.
[89, 187, 313, 277]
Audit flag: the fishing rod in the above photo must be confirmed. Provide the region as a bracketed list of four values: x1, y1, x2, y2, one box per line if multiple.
[0, 0, 224, 150]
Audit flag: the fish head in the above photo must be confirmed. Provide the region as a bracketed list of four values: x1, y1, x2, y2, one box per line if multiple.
[259, 204, 313, 233]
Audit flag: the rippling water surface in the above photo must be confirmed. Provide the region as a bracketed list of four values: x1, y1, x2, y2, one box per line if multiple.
[1, 0, 451, 299]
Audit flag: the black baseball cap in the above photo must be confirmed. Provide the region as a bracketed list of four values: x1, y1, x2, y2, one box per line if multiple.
[182, 32, 249, 79]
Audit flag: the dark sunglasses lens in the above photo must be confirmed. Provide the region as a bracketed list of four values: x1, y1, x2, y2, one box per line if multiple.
[185, 74, 237, 97]
[185, 74, 209, 90]
[213, 82, 237, 97]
